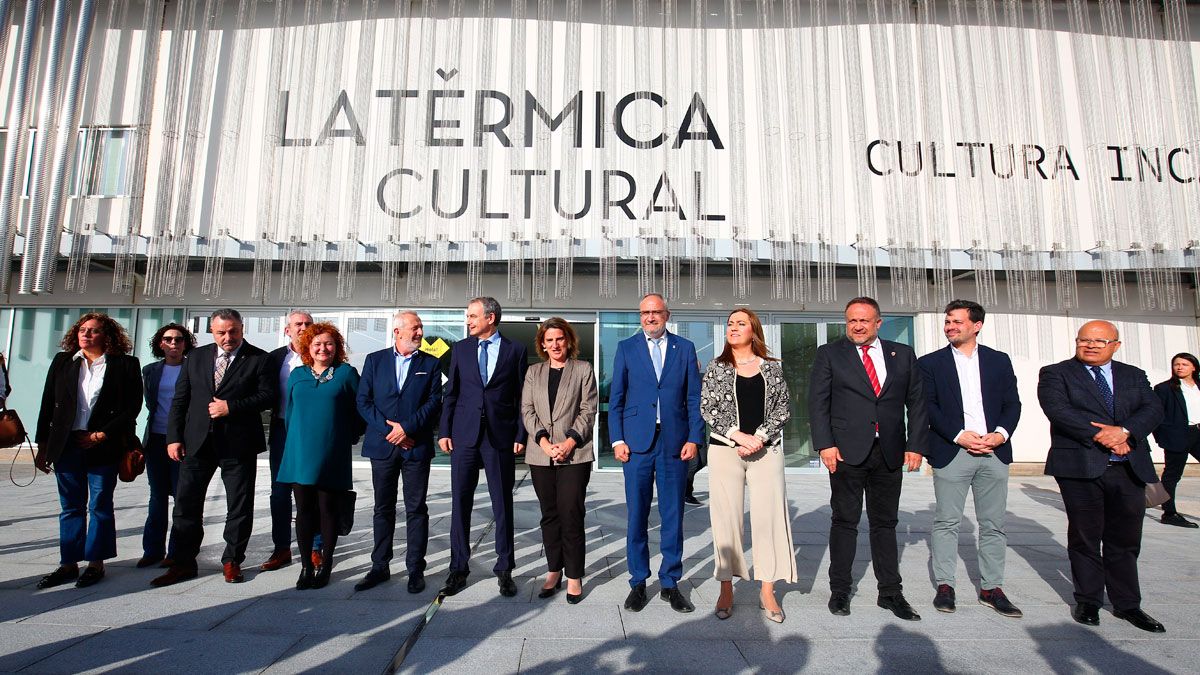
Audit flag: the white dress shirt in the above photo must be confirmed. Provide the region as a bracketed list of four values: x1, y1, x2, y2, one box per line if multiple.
[950, 344, 1009, 444]
[858, 338, 888, 388]
[73, 351, 107, 430]
[1182, 381, 1200, 425]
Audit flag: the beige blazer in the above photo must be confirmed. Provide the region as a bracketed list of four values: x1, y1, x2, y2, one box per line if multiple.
[520, 359, 599, 466]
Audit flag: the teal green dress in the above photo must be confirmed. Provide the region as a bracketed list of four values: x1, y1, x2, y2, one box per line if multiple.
[276, 362, 363, 490]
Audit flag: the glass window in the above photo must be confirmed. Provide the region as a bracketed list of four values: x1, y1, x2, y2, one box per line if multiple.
[596, 312, 640, 469]
[72, 127, 133, 197]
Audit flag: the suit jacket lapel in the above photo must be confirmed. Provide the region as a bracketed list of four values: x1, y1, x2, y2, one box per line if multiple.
[877, 342, 899, 397]
[660, 333, 679, 381]
[550, 361, 580, 421]
[216, 346, 251, 396]
[630, 333, 656, 381]
[536, 363, 553, 423]
[1070, 360, 1112, 417]
[842, 340, 876, 395]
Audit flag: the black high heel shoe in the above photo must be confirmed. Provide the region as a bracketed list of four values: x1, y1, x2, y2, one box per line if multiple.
[312, 555, 333, 589]
[538, 576, 563, 599]
[566, 578, 583, 604]
[296, 567, 315, 590]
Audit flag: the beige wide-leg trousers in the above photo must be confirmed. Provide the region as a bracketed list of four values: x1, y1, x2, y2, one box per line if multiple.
[708, 442, 797, 582]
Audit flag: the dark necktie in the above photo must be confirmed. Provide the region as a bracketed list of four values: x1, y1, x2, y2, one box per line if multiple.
[478, 338, 489, 386]
[861, 345, 881, 396]
[1090, 366, 1115, 416]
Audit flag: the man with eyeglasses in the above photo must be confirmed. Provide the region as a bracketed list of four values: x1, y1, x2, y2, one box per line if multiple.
[1037, 320, 1165, 632]
[609, 292, 705, 613]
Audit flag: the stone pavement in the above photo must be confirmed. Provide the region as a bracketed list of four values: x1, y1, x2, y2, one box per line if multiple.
[1, 463, 1198, 674]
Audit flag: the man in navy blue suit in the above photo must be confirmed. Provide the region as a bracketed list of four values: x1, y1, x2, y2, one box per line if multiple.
[354, 311, 443, 593]
[1038, 319, 1165, 633]
[917, 300, 1022, 618]
[438, 297, 528, 597]
[609, 293, 704, 613]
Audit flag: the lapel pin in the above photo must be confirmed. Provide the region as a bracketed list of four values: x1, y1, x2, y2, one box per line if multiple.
[890, 351, 896, 356]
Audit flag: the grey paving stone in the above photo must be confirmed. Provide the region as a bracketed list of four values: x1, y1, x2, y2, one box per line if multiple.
[21, 627, 297, 674]
[422, 602, 624, 640]
[0, 622, 103, 672]
[518, 637, 753, 674]
[262, 634, 402, 674]
[397, 636, 525, 674]
[21, 593, 257, 631]
[219, 597, 425, 636]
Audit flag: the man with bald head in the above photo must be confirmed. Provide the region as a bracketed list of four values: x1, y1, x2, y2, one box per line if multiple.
[1038, 320, 1165, 632]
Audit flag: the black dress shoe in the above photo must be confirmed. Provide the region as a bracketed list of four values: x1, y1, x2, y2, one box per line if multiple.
[538, 576, 562, 599]
[497, 571, 518, 597]
[36, 566, 79, 589]
[407, 572, 425, 594]
[1161, 512, 1199, 528]
[661, 587, 695, 613]
[76, 567, 104, 588]
[828, 592, 851, 616]
[979, 587, 1023, 618]
[567, 590, 583, 605]
[311, 564, 332, 589]
[878, 594, 921, 621]
[136, 555, 165, 569]
[933, 584, 956, 613]
[354, 568, 390, 592]
[1072, 603, 1100, 626]
[684, 494, 702, 506]
[624, 582, 649, 612]
[296, 567, 315, 591]
[1113, 608, 1166, 633]
[440, 571, 469, 596]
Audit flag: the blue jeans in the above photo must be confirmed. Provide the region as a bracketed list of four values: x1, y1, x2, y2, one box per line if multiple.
[142, 433, 179, 559]
[55, 442, 118, 565]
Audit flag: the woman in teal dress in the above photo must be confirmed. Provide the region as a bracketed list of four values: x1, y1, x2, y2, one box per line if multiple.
[276, 322, 363, 590]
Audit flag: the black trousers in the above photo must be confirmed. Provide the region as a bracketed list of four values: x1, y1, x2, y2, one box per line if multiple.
[530, 462, 592, 578]
[370, 454, 432, 574]
[449, 431, 516, 573]
[1056, 462, 1146, 611]
[828, 441, 903, 595]
[170, 443, 257, 569]
[685, 440, 708, 498]
[1160, 428, 1200, 515]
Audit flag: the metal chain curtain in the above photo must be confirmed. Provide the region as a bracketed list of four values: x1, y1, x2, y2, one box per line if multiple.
[0, 0, 1197, 310]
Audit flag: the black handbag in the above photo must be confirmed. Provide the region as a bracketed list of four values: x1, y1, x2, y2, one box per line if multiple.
[337, 490, 357, 536]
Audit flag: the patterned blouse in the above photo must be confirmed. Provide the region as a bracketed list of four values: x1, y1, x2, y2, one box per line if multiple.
[700, 358, 791, 447]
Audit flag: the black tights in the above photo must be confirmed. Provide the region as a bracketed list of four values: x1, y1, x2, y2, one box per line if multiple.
[293, 485, 338, 570]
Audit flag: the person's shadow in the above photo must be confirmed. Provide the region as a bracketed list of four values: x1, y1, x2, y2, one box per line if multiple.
[1029, 623, 1173, 674]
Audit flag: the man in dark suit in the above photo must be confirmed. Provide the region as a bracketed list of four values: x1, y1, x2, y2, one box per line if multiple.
[354, 310, 442, 593]
[438, 297, 528, 597]
[809, 296, 927, 620]
[917, 300, 1022, 618]
[609, 292, 704, 613]
[1038, 319, 1166, 632]
[259, 310, 315, 572]
[152, 308, 274, 587]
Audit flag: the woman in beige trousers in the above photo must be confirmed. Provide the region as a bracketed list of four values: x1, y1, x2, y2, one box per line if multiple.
[700, 308, 797, 622]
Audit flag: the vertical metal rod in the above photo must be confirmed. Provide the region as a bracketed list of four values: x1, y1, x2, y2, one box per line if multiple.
[18, 0, 71, 294]
[0, 0, 44, 294]
[34, 0, 98, 293]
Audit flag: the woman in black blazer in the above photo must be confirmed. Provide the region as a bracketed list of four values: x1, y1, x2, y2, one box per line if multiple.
[34, 313, 143, 589]
[1153, 352, 1200, 528]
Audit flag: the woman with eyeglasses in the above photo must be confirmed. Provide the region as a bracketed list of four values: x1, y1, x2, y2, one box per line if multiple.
[34, 313, 143, 589]
[275, 323, 364, 589]
[1153, 352, 1200, 528]
[138, 323, 198, 569]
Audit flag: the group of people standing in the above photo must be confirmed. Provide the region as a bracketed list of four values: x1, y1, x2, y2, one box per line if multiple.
[22, 293, 1193, 633]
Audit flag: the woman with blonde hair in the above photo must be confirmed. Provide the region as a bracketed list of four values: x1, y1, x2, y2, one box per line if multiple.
[700, 307, 797, 622]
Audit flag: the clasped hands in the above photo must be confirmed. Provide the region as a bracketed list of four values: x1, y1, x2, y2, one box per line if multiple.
[1091, 422, 1131, 455]
[957, 430, 1006, 455]
[386, 421, 415, 450]
[729, 430, 765, 458]
[539, 436, 577, 463]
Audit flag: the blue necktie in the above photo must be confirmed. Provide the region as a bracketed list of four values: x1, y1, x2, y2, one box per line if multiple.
[1091, 366, 1123, 462]
[651, 338, 664, 381]
[478, 338, 489, 385]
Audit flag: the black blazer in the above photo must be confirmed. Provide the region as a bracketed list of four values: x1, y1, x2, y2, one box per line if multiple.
[266, 345, 292, 418]
[1152, 381, 1196, 452]
[917, 344, 1022, 468]
[166, 342, 274, 457]
[35, 351, 143, 466]
[808, 337, 927, 470]
[440, 335, 528, 448]
[1037, 358, 1163, 483]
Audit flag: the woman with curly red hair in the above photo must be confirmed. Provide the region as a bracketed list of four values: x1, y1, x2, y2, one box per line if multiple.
[275, 322, 364, 589]
[34, 312, 143, 589]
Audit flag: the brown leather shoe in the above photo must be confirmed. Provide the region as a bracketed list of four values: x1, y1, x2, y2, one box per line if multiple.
[223, 562, 244, 583]
[311, 551, 323, 569]
[259, 550, 292, 572]
[150, 566, 198, 587]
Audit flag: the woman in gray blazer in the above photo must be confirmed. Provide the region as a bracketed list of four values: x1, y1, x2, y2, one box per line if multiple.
[521, 317, 598, 604]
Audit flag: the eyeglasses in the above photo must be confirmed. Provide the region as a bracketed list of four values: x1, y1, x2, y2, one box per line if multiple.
[161, 336, 184, 343]
[1076, 338, 1119, 347]
[640, 310, 667, 317]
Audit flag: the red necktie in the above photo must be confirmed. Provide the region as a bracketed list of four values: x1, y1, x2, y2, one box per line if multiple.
[861, 345, 881, 396]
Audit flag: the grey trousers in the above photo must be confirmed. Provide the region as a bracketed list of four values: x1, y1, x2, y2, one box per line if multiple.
[931, 449, 1010, 590]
